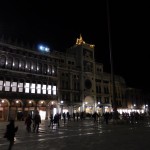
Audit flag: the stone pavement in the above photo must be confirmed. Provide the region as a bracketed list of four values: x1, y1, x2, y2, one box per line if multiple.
[0, 118, 150, 150]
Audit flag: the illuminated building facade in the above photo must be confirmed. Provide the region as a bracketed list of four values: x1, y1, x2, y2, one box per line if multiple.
[0, 36, 146, 121]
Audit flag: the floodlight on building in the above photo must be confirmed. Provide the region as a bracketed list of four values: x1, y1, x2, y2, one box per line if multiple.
[38, 44, 50, 52]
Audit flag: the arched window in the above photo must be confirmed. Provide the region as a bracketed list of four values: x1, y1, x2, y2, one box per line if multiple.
[13, 58, 19, 70]
[37, 63, 42, 74]
[19, 60, 25, 71]
[43, 64, 47, 75]
[0, 55, 6, 68]
[47, 65, 52, 75]
[52, 66, 57, 76]
[6, 57, 13, 69]
[25, 61, 31, 72]
[31, 61, 37, 73]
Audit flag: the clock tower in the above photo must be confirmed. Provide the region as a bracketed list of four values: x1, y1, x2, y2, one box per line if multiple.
[68, 35, 96, 113]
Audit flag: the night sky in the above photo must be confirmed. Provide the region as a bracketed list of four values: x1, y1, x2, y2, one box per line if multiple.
[0, 0, 150, 91]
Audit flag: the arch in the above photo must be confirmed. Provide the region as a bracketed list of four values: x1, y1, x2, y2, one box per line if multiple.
[47, 100, 58, 108]
[26, 99, 36, 107]
[84, 96, 95, 114]
[0, 99, 10, 106]
[12, 99, 23, 107]
[37, 100, 47, 107]
[84, 96, 94, 106]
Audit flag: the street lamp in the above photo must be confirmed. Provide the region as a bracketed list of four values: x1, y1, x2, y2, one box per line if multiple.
[145, 104, 148, 114]
[60, 100, 64, 114]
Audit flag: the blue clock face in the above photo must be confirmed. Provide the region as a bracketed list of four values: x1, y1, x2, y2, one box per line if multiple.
[85, 79, 92, 89]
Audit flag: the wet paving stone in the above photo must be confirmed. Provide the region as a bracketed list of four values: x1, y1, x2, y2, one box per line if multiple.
[0, 119, 150, 150]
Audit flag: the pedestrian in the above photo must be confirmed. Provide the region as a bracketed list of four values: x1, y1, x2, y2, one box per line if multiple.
[25, 114, 32, 132]
[73, 112, 76, 122]
[67, 112, 70, 121]
[4, 120, 18, 150]
[33, 111, 41, 133]
[48, 114, 54, 128]
[63, 112, 66, 124]
[53, 113, 60, 127]
[76, 112, 79, 121]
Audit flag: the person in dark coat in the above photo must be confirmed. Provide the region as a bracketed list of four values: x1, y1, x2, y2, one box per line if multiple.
[33, 111, 41, 133]
[25, 114, 32, 132]
[48, 114, 54, 128]
[4, 120, 18, 150]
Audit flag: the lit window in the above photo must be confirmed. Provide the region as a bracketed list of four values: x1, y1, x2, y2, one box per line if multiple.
[25, 83, 30, 93]
[5, 81, 10, 91]
[42, 84, 46, 94]
[18, 82, 23, 92]
[37, 84, 41, 94]
[53, 85, 56, 95]
[0, 80, 3, 91]
[12, 82, 17, 92]
[47, 85, 52, 94]
[31, 83, 35, 93]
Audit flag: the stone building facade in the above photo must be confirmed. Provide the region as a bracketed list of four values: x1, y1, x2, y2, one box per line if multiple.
[0, 35, 145, 121]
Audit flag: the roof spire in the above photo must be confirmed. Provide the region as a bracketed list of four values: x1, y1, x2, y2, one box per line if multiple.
[76, 34, 85, 45]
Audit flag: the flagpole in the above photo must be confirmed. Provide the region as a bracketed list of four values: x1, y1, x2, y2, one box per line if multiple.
[106, 0, 117, 113]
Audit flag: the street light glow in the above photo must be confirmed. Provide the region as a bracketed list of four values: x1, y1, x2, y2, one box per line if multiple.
[38, 44, 50, 52]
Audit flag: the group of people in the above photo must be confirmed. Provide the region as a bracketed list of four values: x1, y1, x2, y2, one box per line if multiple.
[4, 111, 41, 150]
[25, 111, 41, 133]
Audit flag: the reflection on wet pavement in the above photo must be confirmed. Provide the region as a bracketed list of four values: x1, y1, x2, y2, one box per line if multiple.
[1, 119, 150, 150]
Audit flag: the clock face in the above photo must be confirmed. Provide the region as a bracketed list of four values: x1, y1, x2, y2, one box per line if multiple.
[85, 79, 92, 89]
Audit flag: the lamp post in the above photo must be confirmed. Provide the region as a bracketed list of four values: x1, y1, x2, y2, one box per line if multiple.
[60, 100, 64, 115]
[145, 104, 148, 114]
[106, 0, 116, 113]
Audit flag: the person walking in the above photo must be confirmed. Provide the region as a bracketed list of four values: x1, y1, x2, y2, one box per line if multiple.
[4, 120, 18, 150]
[48, 114, 54, 128]
[25, 114, 32, 133]
[73, 112, 76, 122]
[33, 111, 41, 133]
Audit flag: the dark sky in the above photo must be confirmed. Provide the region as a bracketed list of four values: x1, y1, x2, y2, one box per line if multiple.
[0, 0, 150, 91]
